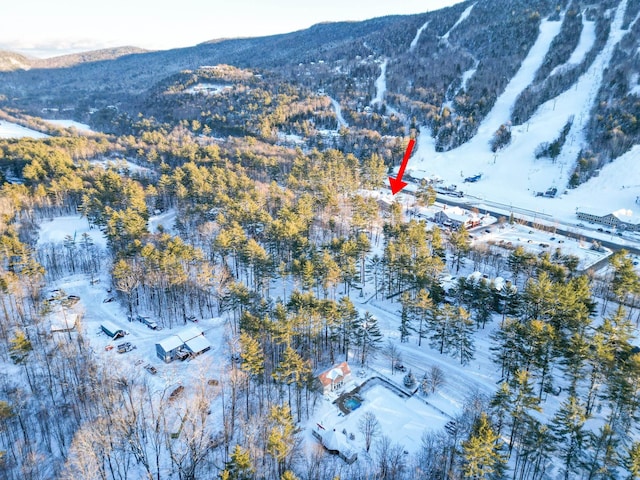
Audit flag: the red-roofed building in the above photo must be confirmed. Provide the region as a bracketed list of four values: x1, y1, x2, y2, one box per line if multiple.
[318, 362, 352, 394]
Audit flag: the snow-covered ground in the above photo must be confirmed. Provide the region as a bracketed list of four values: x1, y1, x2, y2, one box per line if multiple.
[38, 215, 107, 248]
[370, 59, 388, 106]
[44, 119, 94, 132]
[408, 1, 638, 231]
[312, 382, 449, 456]
[89, 157, 153, 175]
[409, 21, 429, 51]
[0, 120, 49, 139]
[149, 208, 178, 234]
[328, 96, 348, 129]
[441, 3, 475, 41]
[185, 83, 232, 95]
[473, 222, 611, 271]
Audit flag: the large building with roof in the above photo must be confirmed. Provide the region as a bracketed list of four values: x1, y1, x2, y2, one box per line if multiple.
[156, 325, 212, 363]
[434, 206, 480, 230]
[577, 208, 640, 231]
[317, 362, 352, 394]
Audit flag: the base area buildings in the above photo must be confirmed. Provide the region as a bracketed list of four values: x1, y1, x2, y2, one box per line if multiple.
[577, 209, 640, 231]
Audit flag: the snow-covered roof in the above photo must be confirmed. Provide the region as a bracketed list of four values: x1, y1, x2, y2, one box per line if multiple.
[177, 325, 201, 340]
[322, 429, 348, 451]
[613, 209, 640, 225]
[101, 320, 124, 334]
[185, 334, 211, 354]
[157, 335, 184, 353]
[318, 362, 351, 387]
[157, 326, 208, 354]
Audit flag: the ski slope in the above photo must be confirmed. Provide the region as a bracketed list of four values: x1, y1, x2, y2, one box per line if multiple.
[0, 120, 49, 139]
[441, 3, 475, 41]
[370, 59, 388, 106]
[409, 20, 429, 51]
[409, 0, 636, 226]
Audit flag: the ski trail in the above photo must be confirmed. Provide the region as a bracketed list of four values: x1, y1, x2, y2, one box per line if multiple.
[410, 20, 430, 51]
[459, 60, 479, 93]
[441, 3, 475, 41]
[328, 96, 348, 130]
[371, 59, 388, 106]
[408, 16, 564, 203]
[543, 0, 629, 182]
[550, 12, 596, 76]
[474, 18, 564, 139]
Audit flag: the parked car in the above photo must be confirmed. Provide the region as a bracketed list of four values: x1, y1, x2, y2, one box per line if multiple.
[66, 295, 80, 305]
[144, 364, 158, 375]
[135, 314, 158, 330]
[117, 342, 136, 354]
[394, 362, 407, 373]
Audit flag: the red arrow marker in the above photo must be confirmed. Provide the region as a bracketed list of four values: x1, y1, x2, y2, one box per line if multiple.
[388, 138, 416, 195]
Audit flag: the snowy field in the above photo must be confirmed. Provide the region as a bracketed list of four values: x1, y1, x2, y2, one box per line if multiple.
[89, 157, 153, 175]
[38, 215, 107, 248]
[185, 83, 232, 95]
[312, 382, 449, 455]
[44, 119, 94, 132]
[0, 120, 49, 139]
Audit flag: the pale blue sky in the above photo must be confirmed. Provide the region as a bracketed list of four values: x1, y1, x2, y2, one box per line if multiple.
[2, 0, 466, 58]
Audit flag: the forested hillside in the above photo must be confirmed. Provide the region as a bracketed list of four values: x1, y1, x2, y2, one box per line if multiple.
[4, 0, 640, 186]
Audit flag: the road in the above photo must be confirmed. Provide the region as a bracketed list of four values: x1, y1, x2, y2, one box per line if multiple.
[419, 190, 640, 260]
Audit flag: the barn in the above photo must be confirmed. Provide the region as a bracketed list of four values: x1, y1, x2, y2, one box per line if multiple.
[101, 321, 126, 339]
[156, 326, 212, 363]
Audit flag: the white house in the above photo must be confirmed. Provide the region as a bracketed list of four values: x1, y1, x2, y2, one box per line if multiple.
[317, 362, 352, 394]
[434, 206, 480, 230]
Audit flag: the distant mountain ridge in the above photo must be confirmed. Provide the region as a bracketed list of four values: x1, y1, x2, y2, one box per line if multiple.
[0, 46, 148, 72]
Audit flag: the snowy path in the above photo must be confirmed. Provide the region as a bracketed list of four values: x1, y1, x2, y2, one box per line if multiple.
[546, 0, 628, 184]
[441, 3, 475, 41]
[328, 96, 348, 130]
[459, 62, 478, 92]
[474, 18, 563, 139]
[370, 59, 388, 106]
[409, 20, 429, 51]
[550, 14, 595, 76]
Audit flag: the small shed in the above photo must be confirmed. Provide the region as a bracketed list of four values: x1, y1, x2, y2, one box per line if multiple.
[101, 321, 125, 339]
[318, 362, 352, 394]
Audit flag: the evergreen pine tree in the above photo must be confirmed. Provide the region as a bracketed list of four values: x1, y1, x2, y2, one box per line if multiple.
[461, 412, 506, 479]
[551, 395, 588, 480]
[220, 445, 254, 480]
[451, 306, 475, 365]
